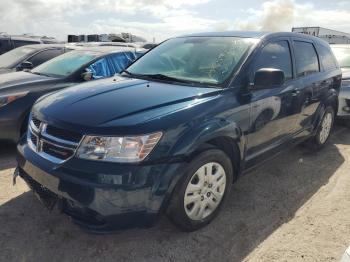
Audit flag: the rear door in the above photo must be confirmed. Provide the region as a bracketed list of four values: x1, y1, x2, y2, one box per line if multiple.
[245, 38, 302, 163]
[291, 39, 337, 135]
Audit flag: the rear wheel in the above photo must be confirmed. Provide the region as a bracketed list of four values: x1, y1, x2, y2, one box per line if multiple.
[167, 149, 233, 231]
[306, 106, 334, 150]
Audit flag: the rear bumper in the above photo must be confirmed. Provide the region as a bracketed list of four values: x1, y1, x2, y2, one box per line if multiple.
[17, 138, 186, 232]
[338, 87, 350, 118]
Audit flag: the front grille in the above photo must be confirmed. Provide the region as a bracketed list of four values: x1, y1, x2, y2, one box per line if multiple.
[30, 133, 37, 145]
[32, 116, 41, 129]
[28, 115, 82, 163]
[46, 125, 82, 143]
[42, 143, 75, 160]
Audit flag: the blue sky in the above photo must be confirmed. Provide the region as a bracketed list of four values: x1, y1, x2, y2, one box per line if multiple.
[1, 0, 350, 42]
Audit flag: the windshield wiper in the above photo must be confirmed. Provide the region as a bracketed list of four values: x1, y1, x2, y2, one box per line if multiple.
[129, 72, 198, 85]
[31, 71, 52, 77]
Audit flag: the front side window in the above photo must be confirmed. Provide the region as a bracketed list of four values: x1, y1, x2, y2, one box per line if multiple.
[87, 52, 137, 79]
[254, 40, 293, 80]
[27, 49, 63, 67]
[331, 46, 350, 68]
[126, 37, 258, 86]
[294, 41, 320, 77]
[32, 50, 100, 77]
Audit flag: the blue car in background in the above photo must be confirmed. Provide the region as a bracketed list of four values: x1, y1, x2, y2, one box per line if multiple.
[0, 46, 145, 142]
[16, 32, 340, 232]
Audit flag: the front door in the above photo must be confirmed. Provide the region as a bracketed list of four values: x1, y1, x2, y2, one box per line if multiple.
[245, 39, 301, 166]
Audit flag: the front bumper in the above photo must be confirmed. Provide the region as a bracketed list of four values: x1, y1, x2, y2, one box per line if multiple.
[17, 138, 186, 232]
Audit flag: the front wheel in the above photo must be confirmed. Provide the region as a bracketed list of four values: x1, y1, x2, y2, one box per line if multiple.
[307, 106, 335, 150]
[167, 149, 233, 231]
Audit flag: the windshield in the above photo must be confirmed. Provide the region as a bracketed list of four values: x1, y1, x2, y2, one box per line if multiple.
[126, 37, 258, 86]
[0, 46, 36, 68]
[32, 50, 100, 77]
[331, 47, 350, 68]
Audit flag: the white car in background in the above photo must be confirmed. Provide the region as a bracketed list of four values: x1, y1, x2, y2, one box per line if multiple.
[331, 45, 350, 125]
[341, 246, 350, 262]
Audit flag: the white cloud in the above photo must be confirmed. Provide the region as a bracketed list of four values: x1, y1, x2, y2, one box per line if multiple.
[0, 0, 216, 41]
[234, 0, 350, 33]
[1, 0, 349, 43]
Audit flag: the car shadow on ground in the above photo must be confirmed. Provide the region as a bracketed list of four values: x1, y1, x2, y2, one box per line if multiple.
[0, 126, 348, 262]
[0, 142, 16, 171]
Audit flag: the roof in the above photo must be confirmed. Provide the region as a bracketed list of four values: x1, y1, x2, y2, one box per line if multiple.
[16, 43, 67, 50]
[330, 44, 350, 49]
[178, 31, 329, 45]
[66, 45, 141, 54]
[180, 31, 269, 38]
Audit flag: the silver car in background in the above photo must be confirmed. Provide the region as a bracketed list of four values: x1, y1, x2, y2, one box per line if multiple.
[331, 45, 350, 123]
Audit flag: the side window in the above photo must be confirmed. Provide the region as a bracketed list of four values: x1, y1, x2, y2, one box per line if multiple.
[87, 53, 136, 79]
[87, 57, 110, 79]
[27, 49, 63, 67]
[317, 44, 338, 71]
[294, 41, 320, 77]
[109, 52, 136, 72]
[255, 41, 293, 80]
[13, 40, 40, 48]
[0, 39, 12, 54]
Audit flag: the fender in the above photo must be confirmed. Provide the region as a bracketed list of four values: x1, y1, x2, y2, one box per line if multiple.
[168, 116, 245, 161]
[312, 88, 339, 133]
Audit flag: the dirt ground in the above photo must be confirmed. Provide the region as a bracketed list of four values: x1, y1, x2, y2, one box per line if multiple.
[1, 125, 350, 262]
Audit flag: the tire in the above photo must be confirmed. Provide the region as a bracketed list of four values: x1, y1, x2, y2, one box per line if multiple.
[166, 149, 233, 231]
[306, 106, 335, 150]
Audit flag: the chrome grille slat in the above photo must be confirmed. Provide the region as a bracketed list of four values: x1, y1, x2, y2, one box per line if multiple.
[27, 115, 82, 164]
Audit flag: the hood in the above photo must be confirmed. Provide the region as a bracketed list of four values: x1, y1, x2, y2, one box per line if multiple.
[0, 71, 56, 92]
[34, 76, 221, 128]
[0, 68, 14, 75]
[342, 68, 350, 80]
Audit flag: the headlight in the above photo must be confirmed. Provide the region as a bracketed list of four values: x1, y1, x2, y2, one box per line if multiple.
[0, 91, 28, 108]
[76, 132, 162, 163]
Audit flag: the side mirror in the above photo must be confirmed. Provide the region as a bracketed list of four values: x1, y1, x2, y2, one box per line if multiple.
[18, 61, 33, 71]
[253, 68, 285, 89]
[81, 70, 93, 81]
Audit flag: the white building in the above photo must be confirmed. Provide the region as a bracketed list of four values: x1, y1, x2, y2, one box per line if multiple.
[292, 27, 350, 44]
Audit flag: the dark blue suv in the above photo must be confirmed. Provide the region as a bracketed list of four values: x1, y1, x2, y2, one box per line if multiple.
[16, 32, 341, 232]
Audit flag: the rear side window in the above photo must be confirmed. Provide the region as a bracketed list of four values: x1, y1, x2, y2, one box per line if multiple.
[254, 40, 293, 80]
[13, 40, 40, 48]
[0, 39, 12, 54]
[27, 49, 63, 67]
[294, 41, 320, 77]
[317, 44, 338, 71]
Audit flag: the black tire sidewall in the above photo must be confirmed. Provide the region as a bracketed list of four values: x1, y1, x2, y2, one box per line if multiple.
[167, 149, 233, 231]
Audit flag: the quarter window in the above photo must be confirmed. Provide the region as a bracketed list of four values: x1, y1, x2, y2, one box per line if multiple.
[294, 41, 320, 77]
[255, 41, 293, 80]
[317, 44, 338, 71]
